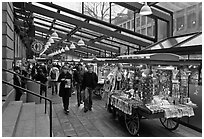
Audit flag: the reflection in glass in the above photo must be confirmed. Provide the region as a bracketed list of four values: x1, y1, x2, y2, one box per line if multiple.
[84, 2, 110, 22]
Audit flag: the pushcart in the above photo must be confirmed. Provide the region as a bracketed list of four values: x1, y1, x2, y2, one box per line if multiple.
[105, 53, 200, 136]
[93, 79, 105, 99]
[107, 93, 195, 136]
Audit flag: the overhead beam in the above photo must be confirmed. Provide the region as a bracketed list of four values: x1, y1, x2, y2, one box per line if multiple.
[34, 24, 118, 53]
[39, 2, 155, 42]
[114, 2, 171, 22]
[19, 3, 151, 47]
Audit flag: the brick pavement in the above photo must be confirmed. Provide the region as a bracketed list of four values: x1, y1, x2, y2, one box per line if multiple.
[46, 88, 202, 137]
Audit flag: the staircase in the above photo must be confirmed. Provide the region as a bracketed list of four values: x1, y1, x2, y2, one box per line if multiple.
[2, 101, 51, 137]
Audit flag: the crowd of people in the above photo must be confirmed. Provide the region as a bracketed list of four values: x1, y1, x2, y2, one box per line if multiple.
[13, 62, 98, 114]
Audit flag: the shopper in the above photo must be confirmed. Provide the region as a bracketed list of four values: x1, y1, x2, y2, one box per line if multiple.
[82, 65, 98, 113]
[13, 66, 23, 101]
[33, 68, 47, 96]
[73, 63, 85, 107]
[49, 64, 60, 95]
[58, 65, 73, 114]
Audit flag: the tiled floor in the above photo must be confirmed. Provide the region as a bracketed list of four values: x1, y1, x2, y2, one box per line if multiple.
[46, 89, 202, 137]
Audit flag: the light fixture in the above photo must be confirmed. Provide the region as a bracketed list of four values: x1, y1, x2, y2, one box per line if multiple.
[51, 30, 58, 39]
[48, 37, 54, 43]
[77, 38, 85, 46]
[46, 42, 51, 46]
[140, 2, 152, 15]
[65, 45, 70, 51]
[70, 42, 76, 49]
[61, 47, 65, 53]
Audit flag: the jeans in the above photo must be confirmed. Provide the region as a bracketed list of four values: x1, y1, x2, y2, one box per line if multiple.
[51, 81, 58, 95]
[84, 87, 93, 110]
[76, 83, 82, 104]
[62, 94, 70, 110]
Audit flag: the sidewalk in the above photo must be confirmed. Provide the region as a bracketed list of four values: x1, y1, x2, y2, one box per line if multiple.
[46, 89, 202, 137]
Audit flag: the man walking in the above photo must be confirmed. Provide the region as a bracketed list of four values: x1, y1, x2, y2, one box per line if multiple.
[82, 65, 98, 112]
[73, 63, 85, 107]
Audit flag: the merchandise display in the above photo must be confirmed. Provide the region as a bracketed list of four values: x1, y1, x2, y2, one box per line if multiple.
[106, 53, 199, 135]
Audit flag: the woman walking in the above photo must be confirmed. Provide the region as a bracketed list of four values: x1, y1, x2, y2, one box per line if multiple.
[58, 65, 73, 114]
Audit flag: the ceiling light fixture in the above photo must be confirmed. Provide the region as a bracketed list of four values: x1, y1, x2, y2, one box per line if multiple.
[70, 42, 76, 49]
[77, 38, 85, 46]
[48, 37, 54, 43]
[51, 30, 58, 39]
[140, 2, 152, 15]
[65, 45, 70, 51]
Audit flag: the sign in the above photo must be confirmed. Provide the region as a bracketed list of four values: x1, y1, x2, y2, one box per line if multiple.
[31, 40, 44, 54]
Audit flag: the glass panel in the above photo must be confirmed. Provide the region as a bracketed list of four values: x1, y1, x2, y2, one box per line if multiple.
[148, 34, 195, 50]
[158, 19, 167, 41]
[53, 2, 82, 13]
[147, 26, 153, 37]
[136, 17, 140, 27]
[187, 12, 196, 29]
[179, 34, 202, 47]
[141, 28, 146, 35]
[176, 16, 185, 31]
[131, 19, 134, 30]
[141, 16, 146, 26]
[147, 17, 153, 24]
[84, 2, 110, 22]
[111, 3, 134, 31]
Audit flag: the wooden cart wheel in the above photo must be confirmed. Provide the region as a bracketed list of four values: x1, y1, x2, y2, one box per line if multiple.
[125, 111, 140, 136]
[160, 118, 179, 130]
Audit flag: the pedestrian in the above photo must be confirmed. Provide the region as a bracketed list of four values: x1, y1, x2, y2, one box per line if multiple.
[49, 64, 60, 95]
[33, 68, 47, 96]
[73, 63, 85, 107]
[82, 65, 98, 113]
[13, 66, 23, 101]
[58, 65, 73, 114]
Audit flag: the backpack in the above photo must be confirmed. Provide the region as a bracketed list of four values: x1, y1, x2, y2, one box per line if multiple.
[50, 70, 57, 79]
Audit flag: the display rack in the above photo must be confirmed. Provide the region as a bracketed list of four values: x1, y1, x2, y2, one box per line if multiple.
[106, 53, 200, 136]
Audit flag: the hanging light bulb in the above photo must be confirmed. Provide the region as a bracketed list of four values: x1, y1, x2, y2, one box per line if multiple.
[65, 45, 70, 51]
[70, 42, 76, 49]
[51, 30, 58, 39]
[48, 37, 54, 43]
[77, 38, 85, 46]
[46, 42, 51, 46]
[140, 2, 152, 15]
[61, 47, 65, 53]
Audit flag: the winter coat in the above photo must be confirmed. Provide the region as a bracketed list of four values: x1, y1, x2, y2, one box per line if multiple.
[58, 72, 72, 97]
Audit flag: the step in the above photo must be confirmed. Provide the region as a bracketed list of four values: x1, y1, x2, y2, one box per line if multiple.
[14, 102, 36, 137]
[2, 101, 23, 137]
[35, 104, 50, 137]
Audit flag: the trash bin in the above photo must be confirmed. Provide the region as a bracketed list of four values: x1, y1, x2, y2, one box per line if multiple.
[26, 81, 41, 104]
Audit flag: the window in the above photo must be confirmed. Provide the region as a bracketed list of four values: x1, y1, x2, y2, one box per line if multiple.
[176, 16, 185, 31]
[199, 10, 202, 27]
[141, 28, 146, 35]
[147, 17, 152, 24]
[136, 29, 140, 33]
[123, 23, 127, 28]
[141, 16, 146, 25]
[131, 19, 134, 29]
[187, 12, 196, 29]
[147, 26, 153, 36]
[127, 21, 130, 29]
[136, 17, 140, 27]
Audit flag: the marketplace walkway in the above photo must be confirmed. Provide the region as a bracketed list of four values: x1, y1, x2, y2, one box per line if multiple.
[46, 88, 201, 137]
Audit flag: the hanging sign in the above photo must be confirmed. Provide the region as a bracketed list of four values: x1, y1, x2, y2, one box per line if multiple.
[31, 40, 45, 54]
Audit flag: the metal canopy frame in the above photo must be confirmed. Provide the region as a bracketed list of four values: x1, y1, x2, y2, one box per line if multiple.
[13, 2, 175, 58]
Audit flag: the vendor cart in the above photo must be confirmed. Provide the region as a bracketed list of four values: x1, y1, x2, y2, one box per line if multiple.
[93, 79, 105, 99]
[106, 53, 200, 136]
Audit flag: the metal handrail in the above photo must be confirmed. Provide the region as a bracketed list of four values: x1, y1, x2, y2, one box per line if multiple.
[2, 68, 48, 114]
[2, 80, 52, 137]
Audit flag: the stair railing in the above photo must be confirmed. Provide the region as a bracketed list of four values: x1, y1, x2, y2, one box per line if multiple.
[2, 80, 53, 137]
[2, 68, 48, 113]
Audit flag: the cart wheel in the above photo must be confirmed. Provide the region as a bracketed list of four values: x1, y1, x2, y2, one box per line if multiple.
[125, 111, 140, 136]
[160, 118, 179, 130]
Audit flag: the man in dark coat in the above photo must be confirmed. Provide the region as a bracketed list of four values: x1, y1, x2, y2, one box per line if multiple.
[13, 66, 23, 101]
[73, 63, 85, 107]
[58, 65, 72, 114]
[82, 65, 98, 112]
